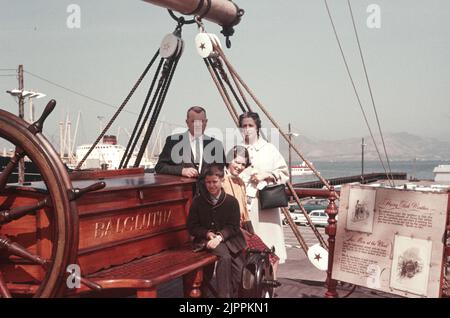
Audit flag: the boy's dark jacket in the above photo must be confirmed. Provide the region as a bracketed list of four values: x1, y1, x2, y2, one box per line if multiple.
[187, 189, 247, 254]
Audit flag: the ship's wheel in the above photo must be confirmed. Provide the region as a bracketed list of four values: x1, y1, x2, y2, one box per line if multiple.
[0, 101, 78, 297]
[240, 249, 281, 298]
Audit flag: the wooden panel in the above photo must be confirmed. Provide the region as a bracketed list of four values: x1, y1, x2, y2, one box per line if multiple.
[0, 192, 50, 283]
[70, 167, 144, 181]
[76, 190, 139, 215]
[73, 176, 195, 215]
[1, 173, 197, 287]
[75, 175, 196, 274]
[78, 199, 189, 249]
[78, 229, 190, 274]
[1, 263, 44, 284]
[16, 174, 196, 193]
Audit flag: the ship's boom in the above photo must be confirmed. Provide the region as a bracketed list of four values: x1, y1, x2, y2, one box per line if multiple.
[142, 0, 242, 27]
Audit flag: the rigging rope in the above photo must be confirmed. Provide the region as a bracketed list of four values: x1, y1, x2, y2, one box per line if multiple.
[347, 0, 394, 185]
[75, 48, 160, 170]
[77, 16, 185, 170]
[212, 41, 337, 194]
[120, 58, 165, 168]
[208, 57, 242, 116]
[220, 57, 252, 111]
[280, 206, 310, 256]
[203, 58, 239, 125]
[206, 52, 266, 139]
[286, 183, 329, 250]
[323, 0, 394, 186]
[134, 50, 183, 167]
[210, 57, 247, 113]
[196, 28, 330, 250]
[197, 18, 243, 126]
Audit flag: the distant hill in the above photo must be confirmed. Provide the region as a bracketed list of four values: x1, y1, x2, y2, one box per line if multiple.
[278, 132, 450, 161]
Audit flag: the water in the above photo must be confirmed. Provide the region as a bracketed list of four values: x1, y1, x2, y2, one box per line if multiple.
[291, 160, 450, 183]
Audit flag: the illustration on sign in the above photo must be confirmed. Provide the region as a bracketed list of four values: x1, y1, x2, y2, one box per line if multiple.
[346, 187, 376, 233]
[390, 235, 432, 296]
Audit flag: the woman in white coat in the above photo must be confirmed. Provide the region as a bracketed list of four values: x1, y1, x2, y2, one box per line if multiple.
[238, 112, 289, 277]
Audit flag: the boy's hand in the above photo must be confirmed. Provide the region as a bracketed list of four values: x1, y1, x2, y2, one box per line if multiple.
[206, 235, 223, 249]
[206, 231, 216, 240]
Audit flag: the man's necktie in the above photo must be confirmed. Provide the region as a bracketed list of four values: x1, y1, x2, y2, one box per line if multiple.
[194, 137, 201, 166]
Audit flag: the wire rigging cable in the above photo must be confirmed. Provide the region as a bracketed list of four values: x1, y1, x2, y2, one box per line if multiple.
[134, 44, 183, 167]
[209, 57, 247, 113]
[24, 70, 139, 116]
[75, 48, 161, 170]
[195, 26, 331, 249]
[119, 58, 165, 169]
[213, 40, 335, 193]
[323, 0, 394, 186]
[347, 0, 394, 184]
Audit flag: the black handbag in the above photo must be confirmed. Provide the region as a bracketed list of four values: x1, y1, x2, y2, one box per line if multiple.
[258, 183, 288, 209]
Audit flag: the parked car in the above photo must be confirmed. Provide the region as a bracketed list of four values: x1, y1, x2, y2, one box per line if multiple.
[288, 199, 328, 214]
[282, 209, 338, 227]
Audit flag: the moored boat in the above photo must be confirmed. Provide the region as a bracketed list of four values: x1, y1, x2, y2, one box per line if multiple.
[290, 163, 314, 176]
[72, 135, 156, 171]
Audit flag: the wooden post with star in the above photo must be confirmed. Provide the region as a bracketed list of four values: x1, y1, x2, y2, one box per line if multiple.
[324, 186, 339, 298]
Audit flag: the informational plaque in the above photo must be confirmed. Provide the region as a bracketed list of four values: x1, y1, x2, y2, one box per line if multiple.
[332, 184, 448, 298]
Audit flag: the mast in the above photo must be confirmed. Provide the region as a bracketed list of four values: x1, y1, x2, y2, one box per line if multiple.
[18, 65, 25, 184]
[71, 111, 81, 160]
[59, 121, 64, 158]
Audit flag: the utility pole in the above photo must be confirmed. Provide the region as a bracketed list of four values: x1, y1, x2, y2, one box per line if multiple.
[18, 65, 25, 184]
[361, 137, 366, 184]
[6, 65, 45, 183]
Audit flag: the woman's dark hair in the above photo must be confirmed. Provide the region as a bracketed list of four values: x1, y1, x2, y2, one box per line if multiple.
[238, 112, 261, 136]
[226, 145, 251, 168]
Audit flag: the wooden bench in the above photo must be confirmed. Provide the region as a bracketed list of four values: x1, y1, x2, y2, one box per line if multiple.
[2, 169, 221, 298]
[75, 244, 217, 298]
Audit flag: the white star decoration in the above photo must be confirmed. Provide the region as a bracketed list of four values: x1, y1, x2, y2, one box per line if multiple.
[162, 43, 170, 51]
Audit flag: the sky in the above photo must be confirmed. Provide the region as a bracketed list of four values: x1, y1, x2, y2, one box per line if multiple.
[1, 0, 449, 151]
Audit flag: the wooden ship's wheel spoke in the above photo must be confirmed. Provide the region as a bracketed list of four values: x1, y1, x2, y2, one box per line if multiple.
[0, 270, 12, 298]
[0, 148, 25, 192]
[0, 235, 49, 267]
[0, 198, 48, 225]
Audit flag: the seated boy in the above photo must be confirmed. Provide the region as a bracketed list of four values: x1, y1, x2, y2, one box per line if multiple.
[186, 164, 246, 298]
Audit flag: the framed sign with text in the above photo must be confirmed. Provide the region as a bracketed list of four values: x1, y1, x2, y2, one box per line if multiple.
[332, 184, 449, 298]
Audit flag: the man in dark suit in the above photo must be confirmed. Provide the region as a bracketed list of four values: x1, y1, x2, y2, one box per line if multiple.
[155, 106, 226, 178]
[187, 165, 246, 298]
